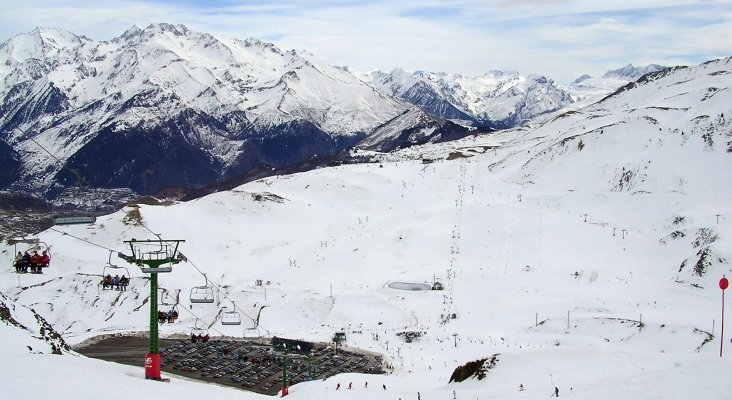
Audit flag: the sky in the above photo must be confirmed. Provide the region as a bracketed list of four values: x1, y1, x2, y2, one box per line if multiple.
[1, 0, 731, 84]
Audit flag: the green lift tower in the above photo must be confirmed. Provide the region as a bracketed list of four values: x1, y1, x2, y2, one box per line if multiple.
[119, 238, 185, 380]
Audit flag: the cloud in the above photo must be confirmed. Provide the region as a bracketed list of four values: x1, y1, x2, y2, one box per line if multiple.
[399, 6, 464, 20]
[1, 0, 730, 83]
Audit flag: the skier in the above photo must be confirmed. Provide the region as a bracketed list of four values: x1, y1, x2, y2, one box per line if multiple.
[553, 387, 559, 397]
[383, 384, 387, 390]
[519, 384, 524, 391]
[348, 382, 352, 389]
[14, 252, 22, 272]
[40, 250, 50, 268]
[336, 383, 340, 390]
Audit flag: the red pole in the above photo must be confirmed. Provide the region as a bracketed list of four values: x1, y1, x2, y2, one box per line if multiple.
[722, 288, 726, 357]
[720, 275, 729, 357]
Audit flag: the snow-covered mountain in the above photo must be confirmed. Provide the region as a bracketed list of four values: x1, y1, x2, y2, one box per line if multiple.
[363, 68, 574, 128]
[566, 63, 668, 103]
[603, 63, 667, 80]
[1, 55, 731, 400]
[0, 24, 477, 202]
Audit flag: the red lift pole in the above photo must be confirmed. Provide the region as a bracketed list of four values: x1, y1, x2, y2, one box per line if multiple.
[720, 275, 729, 357]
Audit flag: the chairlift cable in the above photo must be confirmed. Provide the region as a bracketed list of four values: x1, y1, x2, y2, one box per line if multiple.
[27, 136, 64, 165]
[127, 219, 262, 331]
[184, 256, 258, 326]
[48, 227, 119, 252]
[17, 128, 92, 190]
[50, 199, 262, 332]
[174, 299, 225, 337]
[44, 207, 264, 337]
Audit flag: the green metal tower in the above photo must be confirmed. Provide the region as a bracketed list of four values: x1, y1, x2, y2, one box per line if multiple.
[119, 238, 184, 380]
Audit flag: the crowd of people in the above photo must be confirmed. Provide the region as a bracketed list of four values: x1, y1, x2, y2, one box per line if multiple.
[158, 309, 179, 323]
[101, 274, 129, 290]
[13, 251, 50, 273]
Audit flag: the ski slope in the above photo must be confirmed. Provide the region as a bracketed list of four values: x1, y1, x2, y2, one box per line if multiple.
[2, 152, 731, 399]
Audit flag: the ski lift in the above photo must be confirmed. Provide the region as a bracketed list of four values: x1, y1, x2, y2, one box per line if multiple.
[53, 215, 96, 225]
[190, 318, 210, 342]
[158, 288, 179, 306]
[100, 250, 130, 289]
[243, 328, 260, 338]
[50, 163, 96, 225]
[9, 237, 51, 273]
[159, 303, 179, 323]
[12, 128, 97, 225]
[221, 301, 241, 326]
[190, 273, 215, 304]
[118, 237, 184, 274]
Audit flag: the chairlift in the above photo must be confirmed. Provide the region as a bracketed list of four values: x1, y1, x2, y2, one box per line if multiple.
[119, 236, 184, 274]
[221, 301, 241, 326]
[9, 237, 51, 274]
[158, 303, 179, 323]
[242, 327, 260, 338]
[158, 288, 178, 306]
[190, 318, 210, 342]
[50, 163, 96, 225]
[190, 273, 215, 304]
[53, 215, 96, 225]
[100, 250, 130, 289]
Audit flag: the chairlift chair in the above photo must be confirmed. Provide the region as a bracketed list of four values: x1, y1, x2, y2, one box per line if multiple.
[53, 215, 96, 225]
[159, 302, 179, 323]
[100, 250, 130, 289]
[190, 273, 215, 304]
[9, 237, 51, 273]
[190, 318, 210, 341]
[221, 301, 241, 326]
[158, 287, 178, 306]
[50, 163, 95, 226]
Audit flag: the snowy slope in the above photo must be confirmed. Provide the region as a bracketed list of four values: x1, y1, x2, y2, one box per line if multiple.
[0, 293, 265, 400]
[2, 56, 732, 400]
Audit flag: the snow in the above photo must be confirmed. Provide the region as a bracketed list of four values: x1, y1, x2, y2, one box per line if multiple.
[365, 69, 573, 124]
[0, 24, 410, 192]
[2, 35, 732, 400]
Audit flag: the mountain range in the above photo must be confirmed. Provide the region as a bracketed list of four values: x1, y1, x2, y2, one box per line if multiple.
[0, 23, 667, 209]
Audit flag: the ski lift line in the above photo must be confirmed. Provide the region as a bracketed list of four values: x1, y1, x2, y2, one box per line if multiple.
[14, 128, 92, 190]
[50, 205, 254, 327]
[42, 209, 262, 335]
[174, 299, 226, 337]
[27, 136, 64, 166]
[184, 256, 257, 326]
[48, 227, 119, 252]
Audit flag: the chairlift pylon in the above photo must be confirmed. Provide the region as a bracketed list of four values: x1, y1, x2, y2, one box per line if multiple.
[190, 273, 215, 304]
[221, 300, 241, 326]
[118, 236, 184, 274]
